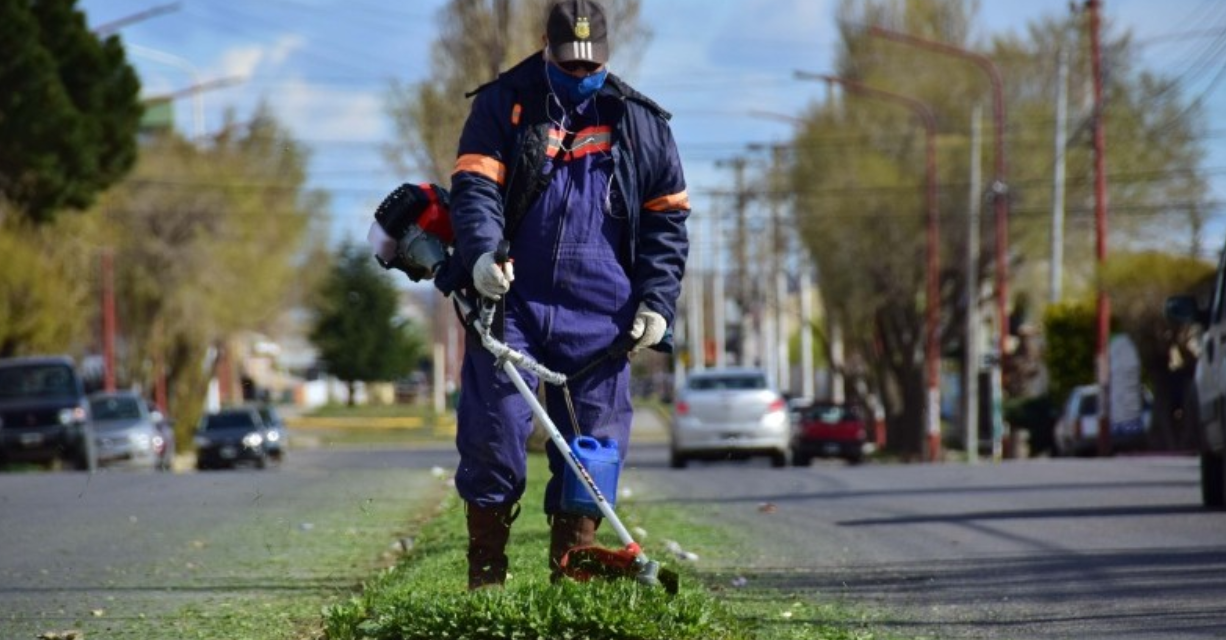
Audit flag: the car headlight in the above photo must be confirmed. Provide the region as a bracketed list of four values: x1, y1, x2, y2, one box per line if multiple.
[59, 408, 82, 426]
[131, 432, 153, 451]
[265, 430, 280, 442]
[242, 432, 264, 448]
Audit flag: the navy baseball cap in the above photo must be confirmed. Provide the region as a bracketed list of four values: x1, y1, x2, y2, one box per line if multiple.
[547, 0, 609, 65]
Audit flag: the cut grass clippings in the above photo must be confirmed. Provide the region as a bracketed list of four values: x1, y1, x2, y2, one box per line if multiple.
[322, 453, 748, 640]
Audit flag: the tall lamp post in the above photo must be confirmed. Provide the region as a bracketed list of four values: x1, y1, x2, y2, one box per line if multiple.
[795, 71, 943, 461]
[868, 27, 1010, 384]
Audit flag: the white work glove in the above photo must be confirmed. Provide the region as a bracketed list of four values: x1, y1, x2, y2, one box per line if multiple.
[472, 250, 515, 299]
[629, 303, 667, 353]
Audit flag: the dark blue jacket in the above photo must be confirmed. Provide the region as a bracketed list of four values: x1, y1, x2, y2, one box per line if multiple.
[449, 52, 690, 329]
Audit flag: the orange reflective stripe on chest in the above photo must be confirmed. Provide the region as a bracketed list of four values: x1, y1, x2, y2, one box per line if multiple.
[545, 125, 612, 161]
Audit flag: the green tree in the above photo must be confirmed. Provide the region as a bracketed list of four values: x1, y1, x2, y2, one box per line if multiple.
[92, 106, 326, 446]
[788, 0, 1214, 456]
[0, 0, 142, 224]
[0, 225, 92, 357]
[310, 243, 425, 405]
[1103, 252, 1214, 448]
[383, 0, 648, 183]
[1042, 300, 1097, 407]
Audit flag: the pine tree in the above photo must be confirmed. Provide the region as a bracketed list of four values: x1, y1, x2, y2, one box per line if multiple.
[0, 0, 142, 224]
[310, 244, 425, 405]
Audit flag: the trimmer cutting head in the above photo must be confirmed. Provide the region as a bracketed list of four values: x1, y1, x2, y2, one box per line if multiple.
[561, 545, 679, 595]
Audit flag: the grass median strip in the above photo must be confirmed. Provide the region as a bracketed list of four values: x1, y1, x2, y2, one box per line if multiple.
[320, 454, 888, 640]
[321, 453, 746, 640]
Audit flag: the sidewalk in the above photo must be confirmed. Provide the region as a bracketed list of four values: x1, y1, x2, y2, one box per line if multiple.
[632, 404, 670, 444]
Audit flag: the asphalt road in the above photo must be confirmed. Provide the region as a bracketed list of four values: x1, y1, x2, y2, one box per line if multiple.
[0, 446, 458, 639]
[622, 433, 1226, 640]
[3, 414, 1223, 640]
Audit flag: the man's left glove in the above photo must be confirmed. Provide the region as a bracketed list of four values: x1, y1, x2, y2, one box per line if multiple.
[629, 303, 667, 353]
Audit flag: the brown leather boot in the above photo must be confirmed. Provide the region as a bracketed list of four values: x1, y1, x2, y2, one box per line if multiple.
[466, 502, 519, 590]
[549, 513, 601, 582]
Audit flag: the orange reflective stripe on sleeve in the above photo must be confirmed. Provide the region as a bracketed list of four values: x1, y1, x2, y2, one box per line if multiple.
[643, 190, 690, 212]
[453, 154, 506, 186]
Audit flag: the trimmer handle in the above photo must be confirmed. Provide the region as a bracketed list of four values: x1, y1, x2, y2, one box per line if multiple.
[493, 239, 511, 266]
[568, 334, 639, 383]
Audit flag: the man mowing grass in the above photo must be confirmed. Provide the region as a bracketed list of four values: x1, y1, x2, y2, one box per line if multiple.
[447, 0, 690, 590]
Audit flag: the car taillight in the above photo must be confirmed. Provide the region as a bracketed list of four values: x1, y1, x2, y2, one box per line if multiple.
[675, 401, 689, 416]
[768, 398, 786, 413]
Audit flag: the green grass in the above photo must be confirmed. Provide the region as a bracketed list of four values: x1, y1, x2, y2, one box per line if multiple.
[320, 454, 892, 640]
[322, 454, 747, 640]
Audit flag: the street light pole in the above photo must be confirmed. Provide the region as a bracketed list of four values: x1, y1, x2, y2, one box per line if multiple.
[867, 27, 1010, 384]
[795, 71, 943, 462]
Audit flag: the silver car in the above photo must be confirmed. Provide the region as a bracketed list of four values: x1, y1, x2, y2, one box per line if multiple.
[89, 391, 170, 471]
[669, 368, 790, 468]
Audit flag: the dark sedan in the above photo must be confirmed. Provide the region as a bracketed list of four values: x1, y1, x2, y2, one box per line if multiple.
[194, 407, 270, 470]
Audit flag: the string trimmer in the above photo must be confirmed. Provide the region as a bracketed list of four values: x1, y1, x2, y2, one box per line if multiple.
[452, 260, 678, 593]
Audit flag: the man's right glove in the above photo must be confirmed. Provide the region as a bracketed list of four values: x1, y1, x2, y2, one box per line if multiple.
[472, 250, 515, 299]
[629, 303, 667, 353]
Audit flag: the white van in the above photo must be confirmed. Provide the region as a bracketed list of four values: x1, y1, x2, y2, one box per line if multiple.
[1053, 384, 1151, 456]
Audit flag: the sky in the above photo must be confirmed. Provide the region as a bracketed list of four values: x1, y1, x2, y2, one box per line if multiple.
[78, 0, 1226, 258]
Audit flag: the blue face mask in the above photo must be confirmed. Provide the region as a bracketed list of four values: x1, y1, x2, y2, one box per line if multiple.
[546, 62, 608, 105]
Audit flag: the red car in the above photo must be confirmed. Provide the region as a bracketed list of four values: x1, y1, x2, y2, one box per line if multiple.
[792, 402, 874, 466]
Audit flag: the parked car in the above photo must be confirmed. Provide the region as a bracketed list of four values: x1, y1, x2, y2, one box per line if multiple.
[1053, 384, 1152, 456]
[253, 403, 286, 462]
[89, 391, 169, 471]
[791, 401, 874, 465]
[1167, 237, 1226, 507]
[194, 407, 270, 470]
[0, 356, 92, 470]
[669, 368, 790, 469]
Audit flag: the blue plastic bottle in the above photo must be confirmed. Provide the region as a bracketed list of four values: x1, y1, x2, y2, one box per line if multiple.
[561, 436, 621, 518]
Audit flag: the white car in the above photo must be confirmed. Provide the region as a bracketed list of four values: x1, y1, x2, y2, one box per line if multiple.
[669, 368, 790, 469]
[1053, 384, 1151, 456]
[89, 391, 169, 471]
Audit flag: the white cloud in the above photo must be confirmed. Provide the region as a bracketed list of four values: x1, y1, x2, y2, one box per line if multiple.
[212, 34, 306, 80]
[270, 79, 387, 141]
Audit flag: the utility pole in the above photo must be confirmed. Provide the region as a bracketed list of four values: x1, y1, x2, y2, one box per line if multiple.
[965, 106, 983, 464]
[687, 212, 704, 372]
[799, 262, 815, 402]
[1051, 46, 1070, 305]
[101, 250, 117, 393]
[768, 145, 789, 392]
[712, 202, 728, 368]
[716, 157, 750, 365]
[1088, 0, 1113, 456]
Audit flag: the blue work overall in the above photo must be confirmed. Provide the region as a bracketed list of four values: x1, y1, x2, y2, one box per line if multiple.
[454, 93, 635, 514]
